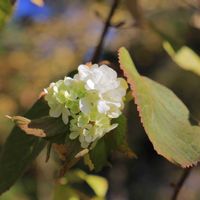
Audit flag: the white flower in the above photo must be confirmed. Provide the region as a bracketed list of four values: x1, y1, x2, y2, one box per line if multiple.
[44, 63, 128, 148]
[75, 64, 128, 118]
[75, 64, 119, 93]
[44, 78, 86, 124]
[44, 81, 70, 124]
[69, 113, 118, 148]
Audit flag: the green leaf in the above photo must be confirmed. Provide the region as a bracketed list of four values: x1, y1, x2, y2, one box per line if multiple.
[119, 47, 200, 167]
[108, 115, 137, 158]
[90, 115, 128, 171]
[106, 115, 127, 150]
[163, 41, 200, 76]
[3, 100, 81, 180]
[89, 139, 108, 172]
[0, 0, 12, 29]
[0, 97, 49, 195]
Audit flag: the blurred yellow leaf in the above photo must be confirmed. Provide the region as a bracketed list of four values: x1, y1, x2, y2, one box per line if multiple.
[74, 170, 108, 198]
[55, 170, 107, 200]
[85, 175, 108, 198]
[163, 41, 200, 76]
[54, 186, 80, 200]
[31, 0, 44, 7]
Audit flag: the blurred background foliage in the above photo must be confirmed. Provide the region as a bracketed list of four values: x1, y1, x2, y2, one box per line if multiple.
[0, 0, 200, 199]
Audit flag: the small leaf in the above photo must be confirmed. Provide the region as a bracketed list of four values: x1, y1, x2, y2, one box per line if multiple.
[0, 97, 49, 195]
[119, 47, 200, 167]
[163, 41, 200, 76]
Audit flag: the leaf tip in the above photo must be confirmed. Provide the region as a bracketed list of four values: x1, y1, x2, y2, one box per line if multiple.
[118, 46, 127, 57]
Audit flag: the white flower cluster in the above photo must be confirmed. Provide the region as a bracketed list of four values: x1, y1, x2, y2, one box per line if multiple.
[44, 64, 128, 148]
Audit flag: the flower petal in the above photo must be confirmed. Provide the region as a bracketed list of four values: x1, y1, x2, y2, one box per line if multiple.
[49, 104, 62, 117]
[86, 79, 95, 90]
[97, 100, 110, 114]
[79, 98, 92, 114]
[62, 109, 70, 124]
[69, 131, 80, 139]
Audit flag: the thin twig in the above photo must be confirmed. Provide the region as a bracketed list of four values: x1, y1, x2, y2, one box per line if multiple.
[171, 168, 192, 200]
[91, 0, 120, 63]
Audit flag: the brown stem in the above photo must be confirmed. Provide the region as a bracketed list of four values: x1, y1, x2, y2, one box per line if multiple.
[91, 0, 120, 63]
[171, 168, 192, 200]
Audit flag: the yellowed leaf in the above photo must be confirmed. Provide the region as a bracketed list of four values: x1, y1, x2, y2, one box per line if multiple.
[163, 41, 200, 76]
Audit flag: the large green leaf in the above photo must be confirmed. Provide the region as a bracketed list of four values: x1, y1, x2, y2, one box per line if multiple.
[2, 103, 82, 183]
[119, 47, 200, 167]
[0, 97, 49, 195]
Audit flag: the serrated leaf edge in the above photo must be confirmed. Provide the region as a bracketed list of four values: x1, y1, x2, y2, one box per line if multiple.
[118, 47, 198, 168]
